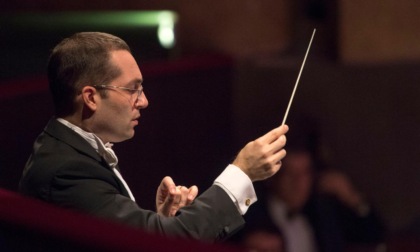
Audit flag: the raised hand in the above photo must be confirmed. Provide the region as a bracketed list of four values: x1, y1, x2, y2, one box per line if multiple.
[233, 125, 288, 182]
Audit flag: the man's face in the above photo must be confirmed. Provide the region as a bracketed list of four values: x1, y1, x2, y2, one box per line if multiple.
[273, 151, 314, 211]
[92, 50, 148, 143]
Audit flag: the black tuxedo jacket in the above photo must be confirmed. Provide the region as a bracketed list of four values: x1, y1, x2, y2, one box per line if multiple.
[19, 119, 244, 241]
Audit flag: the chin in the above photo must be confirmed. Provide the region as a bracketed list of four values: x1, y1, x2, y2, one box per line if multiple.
[125, 130, 136, 140]
[112, 134, 134, 143]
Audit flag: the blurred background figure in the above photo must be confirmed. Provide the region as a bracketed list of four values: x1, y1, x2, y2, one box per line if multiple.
[243, 227, 285, 252]
[233, 123, 386, 252]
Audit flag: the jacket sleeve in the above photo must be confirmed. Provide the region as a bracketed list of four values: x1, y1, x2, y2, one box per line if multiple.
[48, 159, 245, 242]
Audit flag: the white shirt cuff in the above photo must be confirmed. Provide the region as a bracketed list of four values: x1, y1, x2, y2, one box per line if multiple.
[213, 164, 257, 215]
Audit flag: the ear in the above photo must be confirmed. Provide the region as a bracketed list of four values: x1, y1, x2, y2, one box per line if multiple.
[80, 86, 99, 112]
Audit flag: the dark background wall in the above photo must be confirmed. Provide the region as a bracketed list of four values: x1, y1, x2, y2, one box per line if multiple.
[1, 0, 420, 242]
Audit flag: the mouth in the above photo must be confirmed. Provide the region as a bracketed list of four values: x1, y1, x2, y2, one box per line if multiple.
[132, 115, 140, 125]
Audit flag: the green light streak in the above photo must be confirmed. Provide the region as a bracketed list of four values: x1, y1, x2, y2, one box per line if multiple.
[7, 11, 178, 29]
[2, 11, 178, 49]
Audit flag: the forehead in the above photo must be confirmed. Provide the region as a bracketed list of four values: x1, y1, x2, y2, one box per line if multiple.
[109, 50, 143, 85]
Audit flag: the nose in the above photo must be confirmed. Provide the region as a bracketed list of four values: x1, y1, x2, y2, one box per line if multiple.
[134, 91, 148, 109]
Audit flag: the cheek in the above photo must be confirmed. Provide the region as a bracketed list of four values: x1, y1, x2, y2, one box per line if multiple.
[100, 102, 132, 129]
[106, 99, 132, 118]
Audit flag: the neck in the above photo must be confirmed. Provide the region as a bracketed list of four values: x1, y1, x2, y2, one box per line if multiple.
[60, 113, 96, 137]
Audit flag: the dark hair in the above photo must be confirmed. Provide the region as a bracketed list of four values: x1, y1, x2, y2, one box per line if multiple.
[47, 32, 131, 116]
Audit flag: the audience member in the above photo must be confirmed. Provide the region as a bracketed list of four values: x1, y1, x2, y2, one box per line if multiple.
[242, 226, 285, 252]
[236, 145, 385, 252]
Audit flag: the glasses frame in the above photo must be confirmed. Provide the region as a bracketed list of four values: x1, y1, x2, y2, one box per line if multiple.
[92, 85, 143, 104]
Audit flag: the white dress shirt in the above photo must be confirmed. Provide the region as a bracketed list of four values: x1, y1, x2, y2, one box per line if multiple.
[268, 197, 318, 252]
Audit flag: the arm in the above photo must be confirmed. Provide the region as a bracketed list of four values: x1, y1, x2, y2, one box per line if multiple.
[158, 125, 289, 218]
[317, 170, 386, 243]
[48, 160, 243, 241]
[318, 171, 371, 216]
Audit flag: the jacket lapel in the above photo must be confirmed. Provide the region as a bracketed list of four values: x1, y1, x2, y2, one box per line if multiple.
[44, 118, 131, 198]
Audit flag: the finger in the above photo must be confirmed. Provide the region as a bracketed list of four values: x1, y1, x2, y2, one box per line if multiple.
[258, 125, 289, 144]
[270, 135, 287, 153]
[178, 186, 189, 208]
[186, 185, 199, 205]
[156, 176, 177, 215]
[272, 149, 287, 164]
[161, 176, 176, 194]
[261, 134, 287, 160]
[157, 186, 181, 217]
[167, 187, 182, 217]
[156, 176, 176, 206]
[173, 186, 182, 204]
[262, 149, 286, 177]
[255, 161, 282, 182]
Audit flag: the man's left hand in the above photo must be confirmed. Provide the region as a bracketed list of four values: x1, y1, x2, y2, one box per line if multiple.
[156, 176, 199, 217]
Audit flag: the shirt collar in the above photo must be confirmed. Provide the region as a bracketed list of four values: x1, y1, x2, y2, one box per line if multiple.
[56, 118, 118, 168]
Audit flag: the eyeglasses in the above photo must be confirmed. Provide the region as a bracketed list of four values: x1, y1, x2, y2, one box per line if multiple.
[93, 85, 143, 104]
